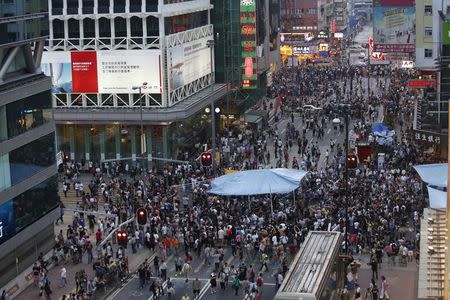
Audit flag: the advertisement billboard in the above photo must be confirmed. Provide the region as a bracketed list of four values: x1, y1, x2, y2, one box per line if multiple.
[42, 50, 162, 94]
[0, 200, 15, 245]
[373, 0, 415, 52]
[167, 37, 212, 90]
[241, 0, 258, 89]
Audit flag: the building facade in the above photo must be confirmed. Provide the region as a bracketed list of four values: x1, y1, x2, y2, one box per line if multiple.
[281, 0, 318, 33]
[43, 0, 229, 168]
[415, 0, 448, 69]
[0, 0, 58, 292]
[317, 0, 348, 32]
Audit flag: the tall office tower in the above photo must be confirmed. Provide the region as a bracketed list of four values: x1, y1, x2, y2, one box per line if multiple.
[0, 0, 58, 295]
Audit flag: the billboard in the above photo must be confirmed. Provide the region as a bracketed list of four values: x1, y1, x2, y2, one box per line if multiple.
[241, 0, 258, 89]
[42, 50, 162, 94]
[0, 200, 15, 245]
[373, 0, 415, 52]
[167, 37, 212, 90]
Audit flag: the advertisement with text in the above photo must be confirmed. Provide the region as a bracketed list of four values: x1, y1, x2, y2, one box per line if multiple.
[373, 0, 415, 53]
[167, 37, 213, 91]
[42, 50, 162, 94]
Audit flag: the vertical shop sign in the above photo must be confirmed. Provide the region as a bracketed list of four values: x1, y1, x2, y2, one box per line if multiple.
[241, 0, 257, 89]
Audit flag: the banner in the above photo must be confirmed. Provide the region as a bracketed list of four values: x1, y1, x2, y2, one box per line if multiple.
[373, 0, 415, 53]
[167, 37, 212, 90]
[443, 22, 450, 45]
[0, 200, 15, 245]
[42, 50, 162, 94]
[241, 0, 257, 89]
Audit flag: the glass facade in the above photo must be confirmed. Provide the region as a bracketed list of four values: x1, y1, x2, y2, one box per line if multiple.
[0, 90, 53, 142]
[14, 175, 58, 232]
[0, 175, 58, 246]
[0, 17, 49, 44]
[8, 133, 55, 186]
[0, 0, 48, 17]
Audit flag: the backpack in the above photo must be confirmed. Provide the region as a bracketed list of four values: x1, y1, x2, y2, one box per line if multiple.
[233, 277, 240, 288]
[257, 277, 263, 287]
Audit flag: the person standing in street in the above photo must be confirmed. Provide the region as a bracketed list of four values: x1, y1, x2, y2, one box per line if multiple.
[60, 267, 67, 288]
[192, 278, 201, 298]
[380, 275, 389, 299]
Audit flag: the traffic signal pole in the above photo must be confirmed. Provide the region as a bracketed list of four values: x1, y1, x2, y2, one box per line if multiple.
[211, 101, 217, 175]
[344, 110, 349, 254]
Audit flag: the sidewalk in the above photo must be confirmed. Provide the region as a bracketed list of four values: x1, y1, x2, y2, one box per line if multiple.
[14, 213, 151, 300]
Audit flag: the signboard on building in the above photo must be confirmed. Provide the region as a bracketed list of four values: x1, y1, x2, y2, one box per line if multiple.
[241, 0, 257, 89]
[167, 37, 213, 90]
[413, 130, 446, 146]
[373, 0, 415, 53]
[442, 22, 450, 45]
[0, 200, 15, 245]
[401, 60, 415, 68]
[408, 80, 436, 88]
[42, 50, 162, 94]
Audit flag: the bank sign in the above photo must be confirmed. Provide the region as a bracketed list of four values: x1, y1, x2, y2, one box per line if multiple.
[241, 0, 257, 89]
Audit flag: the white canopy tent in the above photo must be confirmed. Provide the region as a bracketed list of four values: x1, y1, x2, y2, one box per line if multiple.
[414, 163, 448, 209]
[209, 168, 308, 213]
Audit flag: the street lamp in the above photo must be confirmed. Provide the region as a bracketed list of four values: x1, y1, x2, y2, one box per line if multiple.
[132, 82, 148, 171]
[206, 39, 217, 175]
[333, 105, 350, 254]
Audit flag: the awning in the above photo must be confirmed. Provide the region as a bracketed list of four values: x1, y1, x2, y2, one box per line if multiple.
[209, 168, 308, 196]
[427, 186, 446, 209]
[414, 163, 448, 188]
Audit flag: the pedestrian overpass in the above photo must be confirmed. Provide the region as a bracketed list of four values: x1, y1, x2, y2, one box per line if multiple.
[275, 231, 344, 300]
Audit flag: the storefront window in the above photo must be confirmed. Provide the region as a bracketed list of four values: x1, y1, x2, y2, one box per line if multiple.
[105, 125, 116, 159]
[14, 175, 58, 232]
[1, 90, 53, 142]
[75, 125, 84, 161]
[9, 133, 55, 185]
[120, 126, 132, 159]
[91, 125, 101, 163]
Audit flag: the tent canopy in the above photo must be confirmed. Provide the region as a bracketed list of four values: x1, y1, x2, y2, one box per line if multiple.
[414, 163, 448, 188]
[209, 168, 308, 196]
[427, 186, 446, 209]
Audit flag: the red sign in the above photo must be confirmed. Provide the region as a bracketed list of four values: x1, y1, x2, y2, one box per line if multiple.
[71, 51, 98, 93]
[408, 80, 436, 88]
[374, 44, 415, 53]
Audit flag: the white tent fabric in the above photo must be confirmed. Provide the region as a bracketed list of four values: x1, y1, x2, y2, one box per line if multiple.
[414, 163, 448, 188]
[209, 168, 308, 196]
[427, 186, 447, 209]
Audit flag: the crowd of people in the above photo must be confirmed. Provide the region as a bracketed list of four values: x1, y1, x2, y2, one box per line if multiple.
[25, 34, 430, 300]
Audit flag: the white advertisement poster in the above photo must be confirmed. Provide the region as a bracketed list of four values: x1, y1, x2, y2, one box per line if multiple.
[96, 50, 161, 94]
[42, 50, 162, 94]
[168, 37, 212, 90]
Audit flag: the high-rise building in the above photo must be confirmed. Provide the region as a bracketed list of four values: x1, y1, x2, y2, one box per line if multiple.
[415, 0, 449, 69]
[42, 0, 230, 167]
[0, 0, 58, 293]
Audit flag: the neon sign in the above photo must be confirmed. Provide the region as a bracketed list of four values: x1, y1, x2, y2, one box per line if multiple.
[241, 0, 257, 89]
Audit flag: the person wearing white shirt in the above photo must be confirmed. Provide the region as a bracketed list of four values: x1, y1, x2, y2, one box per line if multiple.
[60, 267, 67, 287]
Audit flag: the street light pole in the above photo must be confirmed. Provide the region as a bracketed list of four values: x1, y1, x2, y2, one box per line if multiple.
[132, 82, 148, 172]
[207, 39, 216, 175]
[344, 108, 349, 254]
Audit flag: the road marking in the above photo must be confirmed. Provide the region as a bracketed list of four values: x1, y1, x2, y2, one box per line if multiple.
[327, 128, 331, 134]
[107, 252, 157, 300]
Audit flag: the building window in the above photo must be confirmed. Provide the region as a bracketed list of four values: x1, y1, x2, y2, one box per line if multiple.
[424, 5, 432, 15]
[425, 48, 433, 58]
[424, 27, 433, 37]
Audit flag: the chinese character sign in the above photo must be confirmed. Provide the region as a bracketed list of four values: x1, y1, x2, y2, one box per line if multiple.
[413, 130, 444, 145]
[241, 0, 257, 89]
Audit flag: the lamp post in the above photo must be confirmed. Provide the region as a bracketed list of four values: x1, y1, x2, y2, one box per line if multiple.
[132, 82, 148, 172]
[332, 105, 350, 254]
[206, 39, 216, 175]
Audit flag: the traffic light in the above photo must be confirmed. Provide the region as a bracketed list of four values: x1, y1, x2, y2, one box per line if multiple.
[346, 154, 358, 169]
[136, 208, 147, 225]
[200, 152, 212, 167]
[117, 230, 128, 246]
